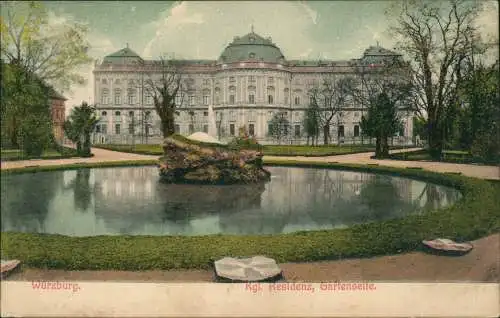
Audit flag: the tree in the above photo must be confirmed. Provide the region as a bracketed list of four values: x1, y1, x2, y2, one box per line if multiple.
[268, 112, 290, 144]
[143, 57, 185, 138]
[1, 61, 53, 155]
[387, 0, 484, 160]
[360, 90, 405, 158]
[63, 102, 98, 156]
[307, 77, 353, 145]
[0, 1, 92, 91]
[303, 101, 320, 145]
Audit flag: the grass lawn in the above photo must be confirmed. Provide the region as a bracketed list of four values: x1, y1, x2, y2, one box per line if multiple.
[95, 143, 406, 157]
[1, 147, 79, 161]
[389, 149, 498, 165]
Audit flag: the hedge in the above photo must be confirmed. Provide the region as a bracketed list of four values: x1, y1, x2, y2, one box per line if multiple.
[1, 160, 499, 271]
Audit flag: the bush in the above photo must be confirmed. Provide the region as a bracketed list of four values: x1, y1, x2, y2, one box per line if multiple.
[1, 161, 499, 270]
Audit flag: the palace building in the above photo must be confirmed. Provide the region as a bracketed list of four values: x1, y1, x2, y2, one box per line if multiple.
[92, 29, 414, 145]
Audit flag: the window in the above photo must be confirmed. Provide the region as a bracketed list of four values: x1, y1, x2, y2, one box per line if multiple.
[338, 125, 344, 138]
[203, 95, 209, 105]
[115, 124, 121, 134]
[115, 79, 121, 84]
[114, 89, 121, 105]
[127, 89, 136, 105]
[188, 124, 194, 134]
[268, 77, 274, 84]
[145, 93, 153, 105]
[189, 96, 195, 106]
[204, 111, 208, 116]
[175, 95, 182, 106]
[249, 76, 255, 83]
[101, 111, 107, 116]
[267, 95, 274, 104]
[102, 78, 107, 84]
[128, 123, 134, 134]
[96, 125, 101, 133]
[354, 125, 360, 137]
[145, 124, 150, 136]
[248, 124, 255, 136]
[294, 125, 301, 137]
[114, 111, 121, 122]
[203, 79, 210, 85]
[284, 96, 289, 105]
[229, 76, 235, 83]
[101, 89, 109, 105]
[268, 124, 273, 135]
[203, 125, 208, 133]
[229, 94, 235, 104]
[174, 124, 180, 134]
[294, 96, 300, 105]
[101, 124, 107, 134]
[229, 124, 235, 136]
[249, 94, 255, 104]
[145, 111, 151, 121]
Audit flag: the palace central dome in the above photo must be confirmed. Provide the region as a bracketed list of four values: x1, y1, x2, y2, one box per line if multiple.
[218, 31, 286, 64]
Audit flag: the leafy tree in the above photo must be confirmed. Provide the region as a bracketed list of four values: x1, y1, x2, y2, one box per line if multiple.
[268, 112, 290, 144]
[1, 61, 53, 155]
[0, 1, 92, 91]
[63, 102, 98, 157]
[303, 102, 320, 145]
[360, 90, 405, 158]
[387, 0, 485, 160]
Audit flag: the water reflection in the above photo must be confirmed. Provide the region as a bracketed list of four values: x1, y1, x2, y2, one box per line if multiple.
[0, 166, 462, 236]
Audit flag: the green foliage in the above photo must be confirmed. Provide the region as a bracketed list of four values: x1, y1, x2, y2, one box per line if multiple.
[268, 112, 290, 143]
[0, 146, 79, 161]
[0, 1, 92, 91]
[64, 102, 99, 157]
[0, 62, 54, 155]
[1, 162, 499, 270]
[303, 102, 321, 144]
[360, 92, 404, 158]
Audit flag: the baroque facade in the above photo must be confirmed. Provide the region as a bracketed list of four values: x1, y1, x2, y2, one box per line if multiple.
[93, 30, 414, 145]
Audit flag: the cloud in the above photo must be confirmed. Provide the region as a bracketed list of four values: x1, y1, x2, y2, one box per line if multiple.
[141, 1, 322, 60]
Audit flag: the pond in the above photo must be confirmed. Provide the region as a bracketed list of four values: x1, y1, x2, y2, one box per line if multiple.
[1, 166, 462, 236]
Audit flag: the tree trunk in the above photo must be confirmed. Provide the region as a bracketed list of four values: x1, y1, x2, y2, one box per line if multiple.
[323, 125, 329, 145]
[375, 138, 381, 158]
[161, 110, 175, 138]
[427, 119, 444, 160]
[381, 136, 390, 158]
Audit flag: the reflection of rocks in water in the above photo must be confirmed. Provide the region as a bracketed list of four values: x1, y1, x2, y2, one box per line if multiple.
[1, 171, 63, 233]
[158, 182, 266, 222]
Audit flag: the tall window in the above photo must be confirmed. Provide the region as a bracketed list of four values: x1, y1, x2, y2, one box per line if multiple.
[101, 89, 109, 105]
[189, 124, 194, 134]
[128, 122, 134, 134]
[175, 95, 182, 106]
[115, 124, 121, 134]
[174, 124, 180, 134]
[145, 111, 151, 122]
[145, 93, 153, 105]
[203, 125, 208, 133]
[189, 96, 195, 106]
[294, 96, 300, 105]
[229, 124, 235, 136]
[268, 77, 274, 84]
[127, 89, 136, 105]
[101, 124, 107, 134]
[354, 125, 360, 137]
[203, 95, 209, 105]
[267, 95, 274, 104]
[294, 125, 301, 137]
[229, 94, 235, 104]
[114, 89, 122, 105]
[248, 124, 255, 136]
[249, 94, 255, 104]
[284, 95, 289, 105]
[101, 111, 107, 117]
[229, 76, 235, 83]
[249, 76, 256, 83]
[114, 111, 121, 122]
[338, 125, 345, 138]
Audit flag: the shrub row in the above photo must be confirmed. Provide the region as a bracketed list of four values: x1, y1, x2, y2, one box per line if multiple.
[1, 161, 499, 270]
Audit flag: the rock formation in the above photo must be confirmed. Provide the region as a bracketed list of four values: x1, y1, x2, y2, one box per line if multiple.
[158, 134, 271, 184]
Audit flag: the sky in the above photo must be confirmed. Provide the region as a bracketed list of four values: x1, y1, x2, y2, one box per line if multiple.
[35, 0, 499, 114]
